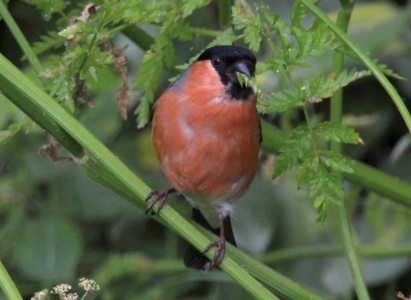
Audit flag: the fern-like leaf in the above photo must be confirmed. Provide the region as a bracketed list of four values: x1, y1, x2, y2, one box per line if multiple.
[265, 69, 371, 113]
[181, 0, 210, 18]
[273, 122, 361, 222]
[134, 51, 163, 128]
[31, 31, 64, 55]
[232, 0, 262, 52]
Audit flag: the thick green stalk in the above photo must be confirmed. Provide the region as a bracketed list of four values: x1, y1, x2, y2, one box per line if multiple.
[330, 1, 370, 299]
[0, 53, 280, 300]
[342, 162, 411, 207]
[301, 0, 411, 134]
[0, 261, 23, 300]
[357, 243, 411, 257]
[0, 1, 43, 77]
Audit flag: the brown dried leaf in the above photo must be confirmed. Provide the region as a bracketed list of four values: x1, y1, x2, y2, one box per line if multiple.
[74, 79, 92, 107]
[38, 133, 72, 162]
[113, 44, 129, 55]
[114, 55, 130, 120]
[99, 40, 115, 53]
[75, 3, 103, 23]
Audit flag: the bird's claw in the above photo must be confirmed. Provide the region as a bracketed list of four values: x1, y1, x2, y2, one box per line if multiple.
[203, 237, 226, 270]
[145, 188, 175, 215]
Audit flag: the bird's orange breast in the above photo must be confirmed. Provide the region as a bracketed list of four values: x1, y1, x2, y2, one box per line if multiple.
[152, 60, 260, 204]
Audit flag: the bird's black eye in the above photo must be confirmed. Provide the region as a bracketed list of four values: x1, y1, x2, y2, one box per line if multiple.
[212, 57, 222, 67]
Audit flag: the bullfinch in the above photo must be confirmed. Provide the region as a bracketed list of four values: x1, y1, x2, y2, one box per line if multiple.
[146, 45, 261, 270]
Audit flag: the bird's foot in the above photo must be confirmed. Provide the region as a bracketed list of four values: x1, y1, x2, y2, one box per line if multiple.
[145, 188, 175, 215]
[202, 236, 226, 270]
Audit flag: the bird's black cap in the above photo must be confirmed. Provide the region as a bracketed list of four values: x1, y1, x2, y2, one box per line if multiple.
[197, 46, 256, 100]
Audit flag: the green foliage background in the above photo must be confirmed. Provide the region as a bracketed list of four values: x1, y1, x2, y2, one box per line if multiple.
[1, 0, 411, 299]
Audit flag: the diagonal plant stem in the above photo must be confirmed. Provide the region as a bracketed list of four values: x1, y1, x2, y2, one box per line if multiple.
[0, 261, 23, 300]
[0, 1, 43, 79]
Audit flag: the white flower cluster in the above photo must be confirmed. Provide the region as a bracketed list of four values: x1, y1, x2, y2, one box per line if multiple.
[31, 289, 48, 300]
[31, 278, 100, 300]
[78, 278, 100, 292]
[52, 283, 78, 300]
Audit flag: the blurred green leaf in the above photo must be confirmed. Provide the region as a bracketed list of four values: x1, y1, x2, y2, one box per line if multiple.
[207, 27, 237, 47]
[0, 120, 27, 145]
[30, 31, 64, 56]
[14, 214, 82, 284]
[289, 1, 308, 27]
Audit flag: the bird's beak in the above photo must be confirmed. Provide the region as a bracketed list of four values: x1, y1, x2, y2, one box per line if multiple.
[234, 61, 252, 78]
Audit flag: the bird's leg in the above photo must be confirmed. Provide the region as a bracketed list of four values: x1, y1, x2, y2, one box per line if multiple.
[145, 188, 176, 215]
[202, 210, 227, 270]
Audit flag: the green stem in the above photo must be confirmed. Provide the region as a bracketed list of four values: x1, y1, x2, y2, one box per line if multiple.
[0, 261, 23, 300]
[0, 1, 43, 79]
[122, 25, 155, 51]
[80, 291, 88, 300]
[337, 206, 370, 300]
[261, 243, 411, 265]
[301, 0, 411, 134]
[357, 243, 411, 257]
[261, 245, 342, 265]
[329, 1, 370, 299]
[302, 105, 321, 154]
